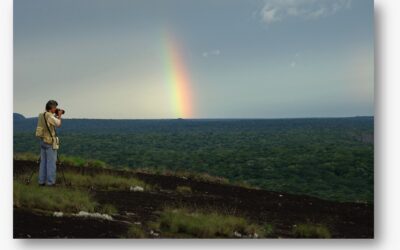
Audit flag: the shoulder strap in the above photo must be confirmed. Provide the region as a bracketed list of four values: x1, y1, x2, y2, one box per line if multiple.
[43, 112, 54, 143]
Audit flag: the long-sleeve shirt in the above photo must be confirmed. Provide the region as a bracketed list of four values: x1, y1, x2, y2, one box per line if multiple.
[46, 113, 61, 127]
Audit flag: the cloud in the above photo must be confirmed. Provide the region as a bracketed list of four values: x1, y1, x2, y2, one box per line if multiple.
[259, 0, 352, 24]
[202, 49, 221, 58]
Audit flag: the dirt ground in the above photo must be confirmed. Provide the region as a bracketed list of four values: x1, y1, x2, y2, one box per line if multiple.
[13, 160, 373, 238]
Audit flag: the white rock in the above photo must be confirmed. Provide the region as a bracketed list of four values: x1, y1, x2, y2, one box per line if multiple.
[150, 230, 159, 237]
[130, 185, 144, 192]
[233, 231, 242, 238]
[53, 211, 63, 217]
[75, 211, 113, 220]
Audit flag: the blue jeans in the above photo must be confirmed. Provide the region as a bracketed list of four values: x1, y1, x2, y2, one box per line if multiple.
[38, 140, 57, 185]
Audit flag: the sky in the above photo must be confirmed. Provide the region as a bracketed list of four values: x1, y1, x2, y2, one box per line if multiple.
[14, 0, 374, 119]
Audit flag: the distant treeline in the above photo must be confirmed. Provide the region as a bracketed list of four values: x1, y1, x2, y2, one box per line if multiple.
[14, 116, 374, 203]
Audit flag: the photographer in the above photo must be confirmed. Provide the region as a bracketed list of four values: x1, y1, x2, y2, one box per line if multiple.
[35, 100, 64, 186]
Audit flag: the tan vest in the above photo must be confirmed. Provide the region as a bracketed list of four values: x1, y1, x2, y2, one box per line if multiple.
[35, 112, 57, 146]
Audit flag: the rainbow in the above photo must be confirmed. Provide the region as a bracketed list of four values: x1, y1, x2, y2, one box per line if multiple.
[162, 31, 194, 119]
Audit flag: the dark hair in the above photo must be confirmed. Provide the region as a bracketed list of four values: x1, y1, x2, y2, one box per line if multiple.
[45, 100, 58, 111]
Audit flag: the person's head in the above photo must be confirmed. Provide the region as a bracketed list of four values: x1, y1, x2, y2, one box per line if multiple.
[45, 100, 58, 113]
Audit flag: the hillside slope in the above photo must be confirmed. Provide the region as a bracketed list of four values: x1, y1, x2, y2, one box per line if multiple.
[13, 160, 373, 238]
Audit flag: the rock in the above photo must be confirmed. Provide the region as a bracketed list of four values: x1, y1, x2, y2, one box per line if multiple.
[53, 211, 63, 217]
[150, 230, 160, 237]
[130, 185, 144, 192]
[233, 231, 242, 238]
[75, 211, 113, 220]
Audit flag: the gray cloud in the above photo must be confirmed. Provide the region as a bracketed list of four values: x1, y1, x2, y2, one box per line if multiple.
[260, 0, 352, 24]
[202, 49, 221, 58]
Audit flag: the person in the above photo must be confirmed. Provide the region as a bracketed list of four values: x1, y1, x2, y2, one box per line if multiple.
[35, 100, 63, 186]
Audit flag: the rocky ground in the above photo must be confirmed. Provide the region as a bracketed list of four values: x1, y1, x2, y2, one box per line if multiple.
[13, 160, 373, 239]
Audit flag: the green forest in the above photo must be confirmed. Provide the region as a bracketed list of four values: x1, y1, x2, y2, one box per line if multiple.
[14, 115, 374, 203]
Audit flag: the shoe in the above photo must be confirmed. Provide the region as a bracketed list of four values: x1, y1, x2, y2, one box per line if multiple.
[46, 183, 57, 187]
[38, 183, 46, 187]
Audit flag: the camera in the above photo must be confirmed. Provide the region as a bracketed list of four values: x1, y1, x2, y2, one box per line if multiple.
[55, 108, 65, 115]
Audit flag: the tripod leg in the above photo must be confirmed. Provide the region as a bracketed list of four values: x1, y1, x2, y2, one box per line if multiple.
[60, 164, 68, 186]
[26, 155, 40, 184]
[57, 154, 69, 186]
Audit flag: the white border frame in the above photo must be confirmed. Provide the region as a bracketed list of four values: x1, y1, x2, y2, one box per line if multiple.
[2, 0, 399, 249]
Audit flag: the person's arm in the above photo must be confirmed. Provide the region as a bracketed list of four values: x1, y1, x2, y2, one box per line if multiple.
[55, 111, 62, 128]
[46, 112, 61, 128]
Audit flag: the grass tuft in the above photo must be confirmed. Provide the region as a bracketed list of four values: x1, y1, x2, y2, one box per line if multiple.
[63, 172, 151, 191]
[97, 203, 118, 215]
[124, 224, 146, 238]
[13, 152, 39, 161]
[147, 205, 272, 238]
[14, 152, 108, 169]
[292, 223, 331, 238]
[176, 185, 192, 194]
[13, 180, 97, 213]
[18, 172, 151, 191]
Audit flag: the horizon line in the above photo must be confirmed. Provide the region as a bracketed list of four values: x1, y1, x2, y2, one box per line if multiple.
[15, 113, 374, 120]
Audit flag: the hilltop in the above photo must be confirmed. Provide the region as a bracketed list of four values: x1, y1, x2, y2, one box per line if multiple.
[13, 112, 25, 121]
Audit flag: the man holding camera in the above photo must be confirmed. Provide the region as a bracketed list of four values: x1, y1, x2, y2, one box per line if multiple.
[35, 100, 64, 186]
